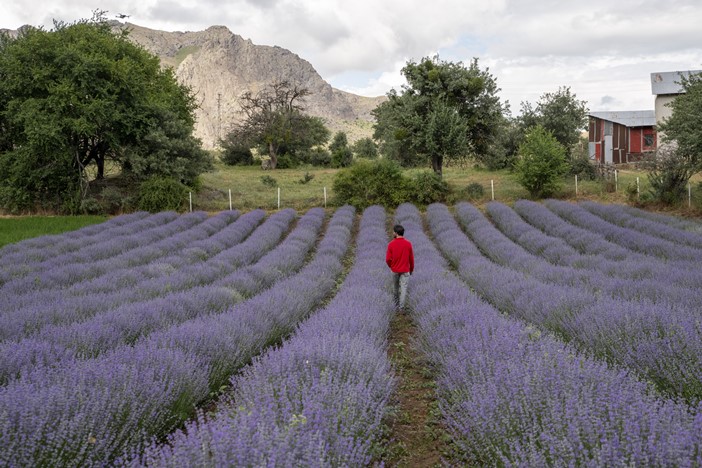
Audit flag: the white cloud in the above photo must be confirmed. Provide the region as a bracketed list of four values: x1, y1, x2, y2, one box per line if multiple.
[2, 0, 702, 112]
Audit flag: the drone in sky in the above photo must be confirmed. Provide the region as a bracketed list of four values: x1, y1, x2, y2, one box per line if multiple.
[115, 13, 130, 19]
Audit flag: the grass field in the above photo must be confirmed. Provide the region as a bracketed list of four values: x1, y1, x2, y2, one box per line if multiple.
[0, 215, 108, 249]
[3, 162, 700, 248]
[196, 162, 672, 212]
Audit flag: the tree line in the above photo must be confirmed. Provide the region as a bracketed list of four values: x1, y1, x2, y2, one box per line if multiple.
[1, 14, 700, 213]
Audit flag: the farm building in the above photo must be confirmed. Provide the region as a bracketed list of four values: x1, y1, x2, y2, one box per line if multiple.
[588, 111, 656, 164]
[650, 69, 702, 143]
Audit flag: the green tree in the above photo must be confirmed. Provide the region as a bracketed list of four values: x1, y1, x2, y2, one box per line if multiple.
[514, 126, 569, 198]
[0, 13, 210, 213]
[351, 137, 378, 159]
[330, 131, 353, 168]
[658, 72, 702, 171]
[229, 80, 329, 169]
[517, 87, 588, 156]
[372, 55, 505, 176]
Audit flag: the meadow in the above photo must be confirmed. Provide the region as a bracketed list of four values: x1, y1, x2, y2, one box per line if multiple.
[1, 199, 701, 466]
[195, 162, 672, 212]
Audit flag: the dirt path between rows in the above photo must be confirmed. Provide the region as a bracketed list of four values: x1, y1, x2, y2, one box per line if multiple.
[384, 310, 449, 467]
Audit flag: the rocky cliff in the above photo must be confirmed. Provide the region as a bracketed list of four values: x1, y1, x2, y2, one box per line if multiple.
[119, 22, 385, 148]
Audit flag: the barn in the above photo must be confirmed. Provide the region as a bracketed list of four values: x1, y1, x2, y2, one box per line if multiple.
[588, 111, 656, 165]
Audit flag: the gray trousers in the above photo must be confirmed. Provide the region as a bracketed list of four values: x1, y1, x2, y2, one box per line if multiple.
[393, 272, 410, 309]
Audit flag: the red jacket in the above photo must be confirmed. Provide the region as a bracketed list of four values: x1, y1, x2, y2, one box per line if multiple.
[386, 237, 414, 274]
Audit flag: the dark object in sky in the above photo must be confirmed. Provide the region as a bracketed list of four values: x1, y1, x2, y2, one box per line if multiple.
[115, 13, 130, 19]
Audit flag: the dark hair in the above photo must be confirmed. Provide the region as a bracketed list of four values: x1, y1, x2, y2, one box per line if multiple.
[393, 224, 405, 236]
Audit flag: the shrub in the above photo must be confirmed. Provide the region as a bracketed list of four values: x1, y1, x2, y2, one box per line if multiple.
[331, 147, 353, 168]
[333, 159, 410, 209]
[137, 177, 188, 212]
[644, 146, 696, 204]
[275, 153, 298, 169]
[330, 131, 353, 168]
[298, 172, 315, 184]
[220, 145, 253, 166]
[260, 175, 278, 188]
[410, 171, 451, 205]
[569, 155, 597, 180]
[514, 126, 569, 198]
[464, 182, 485, 200]
[351, 137, 379, 159]
[299, 147, 332, 167]
[80, 197, 103, 215]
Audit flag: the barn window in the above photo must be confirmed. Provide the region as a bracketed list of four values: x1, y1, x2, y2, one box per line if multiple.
[604, 121, 613, 136]
[643, 133, 654, 147]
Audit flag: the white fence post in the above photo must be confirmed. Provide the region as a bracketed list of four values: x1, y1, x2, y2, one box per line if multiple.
[277, 187, 280, 210]
[491, 179, 495, 201]
[614, 170, 618, 192]
[323, 187, 327, 208]
[189, 192, 192, 212]
[228, 189, 232, 211]
[636, 177, 640, 199]
[575, 174, 578, 196]
[689, 183, 692, 208]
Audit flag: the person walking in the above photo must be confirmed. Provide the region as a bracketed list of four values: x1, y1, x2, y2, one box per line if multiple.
[386, 224, 414, 312]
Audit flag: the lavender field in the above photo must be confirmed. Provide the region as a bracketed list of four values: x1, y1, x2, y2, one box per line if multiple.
[1, 201, 701, 467]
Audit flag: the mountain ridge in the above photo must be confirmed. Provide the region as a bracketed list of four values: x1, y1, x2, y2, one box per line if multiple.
[120, 22, 384, 148]
[1, 21, 385, 148]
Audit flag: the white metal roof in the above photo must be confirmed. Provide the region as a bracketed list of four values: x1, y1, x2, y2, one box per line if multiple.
[589, 110, 656, 127]
[651, 70, 702, 95]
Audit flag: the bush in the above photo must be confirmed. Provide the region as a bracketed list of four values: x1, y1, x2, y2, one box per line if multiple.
[644, 146, 696, 204]
[99, 187, 127, 215]
[331, 147, 353, 168]
[569, 155, 597, 180]
[333, 159, 411, 209]
[410, 171, 451, 205]
[220, 145, 253, 166]
[351, 137, 379, 159]
[137, 177, 188, 212]
[275, 153, 298, 169]
[299, 147, 332, 167]
[514, 126, 569, 198]
[464, 182, 485, 200]
[297, 172, 315, 185]
[260, 175, 278, 188]
[80, 197, 103, 215]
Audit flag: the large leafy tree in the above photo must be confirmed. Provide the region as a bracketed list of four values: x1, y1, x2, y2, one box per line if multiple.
[0, 13, 211, 213]
[373, 56, 505, 176]
[226, 80, 329, 169]
[648, 72, 702, 203]
[517, 86, 588, 156]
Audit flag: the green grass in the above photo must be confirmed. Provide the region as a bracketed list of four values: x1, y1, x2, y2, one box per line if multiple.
[0, 216, 108, 249]
[196, 162, 670, 212]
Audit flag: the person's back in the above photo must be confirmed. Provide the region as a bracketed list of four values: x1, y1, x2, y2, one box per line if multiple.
[386, 224, 414, 312]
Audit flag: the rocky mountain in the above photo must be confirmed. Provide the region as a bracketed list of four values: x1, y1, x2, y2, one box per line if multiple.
[118, 22, 385, 148]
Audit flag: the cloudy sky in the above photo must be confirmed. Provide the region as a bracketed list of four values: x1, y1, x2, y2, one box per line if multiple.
[3, 0, 702, 114]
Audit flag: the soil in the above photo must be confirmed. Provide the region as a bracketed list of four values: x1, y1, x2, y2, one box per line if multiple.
[384, 310, 449, 467]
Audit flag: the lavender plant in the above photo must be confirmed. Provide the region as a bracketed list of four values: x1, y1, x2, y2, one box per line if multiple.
[129, 206, 396, 467]
[0, 206, 355, 466]
[398, 202, 702, 466]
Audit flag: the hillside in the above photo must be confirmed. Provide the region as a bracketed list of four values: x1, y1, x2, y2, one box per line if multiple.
[119, 22, 385, 147]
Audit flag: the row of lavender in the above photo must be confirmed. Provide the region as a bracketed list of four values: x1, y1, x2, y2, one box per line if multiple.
[0, 209, 264, 343]
[0, 207, 356, 466]
[0, 208, 330, 386]
[442, 201, 702, 402]
[0, 211, 182, 285]
[403, 203, 702, 465]
[489, 200, 702, 289]
[128, 206, 396, 466]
